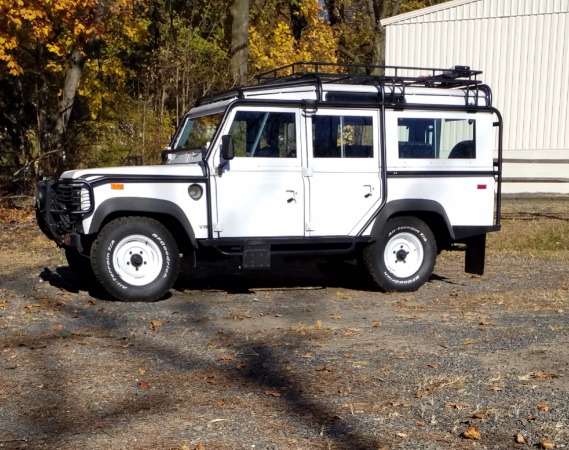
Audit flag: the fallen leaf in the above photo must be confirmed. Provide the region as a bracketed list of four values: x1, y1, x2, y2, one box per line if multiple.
[236, 361, 246, 370]
[539, 438, 555, 449]
[149, 320, 166, 330]
[264, 389, 282, 397]
[316, 365, 334, 372]
[444, 401, 470, 409]
[531, 371, 560, 379]
[537, 402, 550, 412]
[330, 313, 342, 320]
[390, 401, 413, 407]
[218, 354, 234, 361]
[472, 412, 487, 420]
[215, 399, 225, 407]
[52, 324, 64, 331]
[137, 380, 150, 390]
[415, 390, 429, 398]
[315, 320, 323, 329]
[515, 433, 527, 444]
[372, 321, 382, 328]
[343, 353, 354, 358]
[462, 426, 481, 440]
[395, 432, 408, 438]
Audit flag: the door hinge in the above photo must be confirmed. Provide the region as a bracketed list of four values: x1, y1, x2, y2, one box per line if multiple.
[305, 222, 315, 232]
[303, 167, 313, 177]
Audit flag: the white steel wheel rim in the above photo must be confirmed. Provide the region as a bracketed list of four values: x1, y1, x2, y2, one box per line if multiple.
[113, 234, 163, 286]
[383, 232, 424, 279]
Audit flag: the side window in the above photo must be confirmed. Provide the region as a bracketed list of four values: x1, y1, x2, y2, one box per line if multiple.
[228, 111, 297, 157]
[313, 115, 373, 158]
[398, 118, 476, 159]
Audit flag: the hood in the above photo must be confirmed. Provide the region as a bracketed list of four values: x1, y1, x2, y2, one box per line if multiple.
[60, 163, 206, 181]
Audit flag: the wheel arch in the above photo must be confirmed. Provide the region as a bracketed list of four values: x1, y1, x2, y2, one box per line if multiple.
[371, 199, 454, 252]
[87, 198, 197, 254]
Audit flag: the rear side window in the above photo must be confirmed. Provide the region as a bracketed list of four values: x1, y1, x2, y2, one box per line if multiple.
[398, 118, 475, 159]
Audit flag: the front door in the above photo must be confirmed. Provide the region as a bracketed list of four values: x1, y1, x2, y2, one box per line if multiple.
[213, 107, 305, 237]
[305, 109, 382, 236]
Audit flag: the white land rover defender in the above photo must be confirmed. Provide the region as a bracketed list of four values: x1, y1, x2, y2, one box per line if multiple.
[35, 62, 503, 302]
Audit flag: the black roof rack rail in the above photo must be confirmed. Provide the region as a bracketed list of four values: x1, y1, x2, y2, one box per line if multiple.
[255, 61, 483, 89]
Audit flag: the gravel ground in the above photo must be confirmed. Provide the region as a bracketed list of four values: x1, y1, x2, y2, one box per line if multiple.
[0, 198, 568, 450]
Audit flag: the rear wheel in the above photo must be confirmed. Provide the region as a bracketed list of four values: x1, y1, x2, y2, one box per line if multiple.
[364, 216, 436, 292]
[91, 217, 180, 302]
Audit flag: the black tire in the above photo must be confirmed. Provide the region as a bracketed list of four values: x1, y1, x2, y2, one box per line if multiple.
[363, 216, 436, 292]
[90, 217, 180, 302]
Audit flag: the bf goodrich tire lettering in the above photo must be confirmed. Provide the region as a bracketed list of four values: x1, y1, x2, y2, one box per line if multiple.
[364, 216, 436, 292]
[91, 217, 180, 302]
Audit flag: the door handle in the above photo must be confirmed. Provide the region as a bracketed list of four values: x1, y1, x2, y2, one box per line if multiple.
[364, 185, 373, 198]
[286, 190, 297, 203]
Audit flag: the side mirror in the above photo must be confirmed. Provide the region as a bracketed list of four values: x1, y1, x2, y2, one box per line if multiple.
[221, 135, 234, 160]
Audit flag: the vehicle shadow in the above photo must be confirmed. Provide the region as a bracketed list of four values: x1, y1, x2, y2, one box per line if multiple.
[39, 256, 453, 300]
[39, 266, 116, 301]
[174, 256, 377, 294]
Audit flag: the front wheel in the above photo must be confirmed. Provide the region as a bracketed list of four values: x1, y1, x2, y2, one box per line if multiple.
[363, 216, 436, 292]
[91, 217, 180, 302]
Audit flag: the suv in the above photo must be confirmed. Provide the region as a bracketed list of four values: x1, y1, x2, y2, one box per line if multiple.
[35, 62, 503, 302]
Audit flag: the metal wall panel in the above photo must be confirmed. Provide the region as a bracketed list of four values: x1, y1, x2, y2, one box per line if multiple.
[383, 0, 569, 193]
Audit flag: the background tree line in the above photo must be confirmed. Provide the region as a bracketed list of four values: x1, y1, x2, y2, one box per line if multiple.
[0, 0, 448, 198]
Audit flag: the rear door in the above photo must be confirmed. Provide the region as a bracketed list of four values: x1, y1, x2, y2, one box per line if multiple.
[305, 109, 382, 236]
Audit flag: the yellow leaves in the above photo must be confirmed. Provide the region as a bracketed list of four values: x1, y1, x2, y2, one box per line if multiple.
[46, 43, 65, 57]
[249, 0, 338, 73]
[0, 0, 146, 76]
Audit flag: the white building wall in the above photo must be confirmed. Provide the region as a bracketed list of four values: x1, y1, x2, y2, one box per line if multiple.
[382, 0, 569, 193]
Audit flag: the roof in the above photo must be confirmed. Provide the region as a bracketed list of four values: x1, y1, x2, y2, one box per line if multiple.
[381, 0, 569, 26]
[381, 0, 478, 26]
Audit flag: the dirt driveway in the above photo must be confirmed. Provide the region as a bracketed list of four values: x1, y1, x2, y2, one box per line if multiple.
[0, 197, 568, 450]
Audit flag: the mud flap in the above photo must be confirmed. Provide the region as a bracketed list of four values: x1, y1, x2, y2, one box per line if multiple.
[464, 234, 486, 275]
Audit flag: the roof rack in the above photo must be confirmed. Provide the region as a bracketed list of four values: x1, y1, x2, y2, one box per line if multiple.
[255, 61, 483, 89]
[196, 61, 489, 107]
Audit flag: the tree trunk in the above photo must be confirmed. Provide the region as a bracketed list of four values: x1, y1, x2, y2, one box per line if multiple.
[368, 0, 400, 73]
[55, 48, 85, 140]
[230, 0, 250, 85]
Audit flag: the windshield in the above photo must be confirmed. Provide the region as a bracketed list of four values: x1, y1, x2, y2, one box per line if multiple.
[174, 112, 224, 150]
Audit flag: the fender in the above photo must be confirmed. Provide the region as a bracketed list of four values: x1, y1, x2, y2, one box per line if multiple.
[87, 197, 197, 248]
[370, 199, 454, 239]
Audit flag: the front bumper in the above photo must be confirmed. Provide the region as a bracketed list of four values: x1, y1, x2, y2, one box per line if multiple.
[35, 178, 94, 247]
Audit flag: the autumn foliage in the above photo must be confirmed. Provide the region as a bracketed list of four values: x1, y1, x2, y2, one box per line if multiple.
[0, 0, 449, 199]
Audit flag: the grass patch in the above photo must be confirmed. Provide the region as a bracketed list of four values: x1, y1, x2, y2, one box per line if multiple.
[489, 195, 569, 256]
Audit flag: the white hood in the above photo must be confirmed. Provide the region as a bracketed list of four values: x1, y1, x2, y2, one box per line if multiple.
[61, 163, 206, 180]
